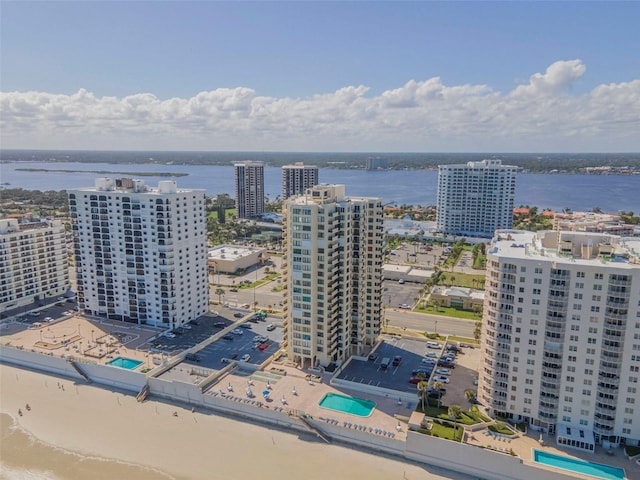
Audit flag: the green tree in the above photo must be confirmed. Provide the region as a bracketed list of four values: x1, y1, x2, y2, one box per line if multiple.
[474, 321, 482, 341]
[215, 288, 225, 304]
[464, 389, 476, 403]
[417, 380, 429, 412]
[433, 381, 445, 408]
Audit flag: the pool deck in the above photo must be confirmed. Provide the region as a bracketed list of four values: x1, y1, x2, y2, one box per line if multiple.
[464, 426, 638, 480]
[212, 364, 412, 441]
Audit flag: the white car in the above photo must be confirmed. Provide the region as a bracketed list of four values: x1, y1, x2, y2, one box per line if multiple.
[44, 317, 54, 322]
[266, 324, 276, 331]
[433, 376, 450, 384]
[241, 354, 251, 362]
[425, 351, 438, 358]
[435, 368, 451, 376]
[426, 342, 441, 349]
[231, 329, 244, 335]
[162, 332, 176, 338]
[421, 358, 436, 365]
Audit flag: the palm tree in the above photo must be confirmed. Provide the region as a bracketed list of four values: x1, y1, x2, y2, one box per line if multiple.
[448, 404, 463, 439]
[417, 380, 429, 412]
[474, 321, 482, 342]
[449, 275, 456, 286]
[433, 381, 445, 408]
[214, 288, 225, 304]
[464, 389, 476, 403]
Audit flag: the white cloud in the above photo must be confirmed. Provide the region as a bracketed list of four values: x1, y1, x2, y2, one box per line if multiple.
[1, 60, 638, 151]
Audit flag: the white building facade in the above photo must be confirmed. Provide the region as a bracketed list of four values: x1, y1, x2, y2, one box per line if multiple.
[436, 159, 517, 238]
[234, 161, 265, 219]
[0, 219, 69, 314]
[68, 178, 208, 328]
[480, 230, 640, 449]
[283, 185, 384, 368]
[281, 162, 319, 200]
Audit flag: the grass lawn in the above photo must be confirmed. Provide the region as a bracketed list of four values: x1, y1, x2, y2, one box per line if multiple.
[438, 272, 486, 289]
[625, 445, 640, 457]
[489, 423, 516, 436]
[467, 406, 492, 423]
[448, 336, 479, 345]
[239, 273, 281, 289]
[427, 422, 464, 441]
[415, 304, 482, 320]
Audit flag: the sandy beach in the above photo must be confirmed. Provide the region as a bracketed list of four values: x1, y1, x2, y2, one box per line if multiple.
[0, 364, 472, 480]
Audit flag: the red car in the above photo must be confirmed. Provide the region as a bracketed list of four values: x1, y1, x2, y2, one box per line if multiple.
[258, 343, 269, 351]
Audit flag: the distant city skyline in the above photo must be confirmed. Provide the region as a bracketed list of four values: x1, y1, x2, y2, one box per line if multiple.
[1, 2, 639, 152]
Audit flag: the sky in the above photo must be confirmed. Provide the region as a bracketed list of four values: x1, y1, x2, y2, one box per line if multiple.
[1, 1, 639, 152]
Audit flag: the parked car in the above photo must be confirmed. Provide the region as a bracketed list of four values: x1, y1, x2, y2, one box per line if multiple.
[182, 324, 192, 330]
[368, 353, 378, 362]
[398, 279, 405, 284]
[230, 353, 238, 360]
[28, 312, 40, 317]
[222, 334, 234, 341]
[230, 288, 238, 292]
[231, 328, 243, 335]
[44, 317, 54, 322]
[426, 341, 441, 349]
[409, 376, 427, 384]
[162, 332, 176, 338]
[221, 357, 233, 364]
[266, 324, 276, 331]
[435, 368, 452, 376]
[421, 358, 436, 365]
[241, 354, 251, 362]
[240, 323, 252, 329]
[433, 375, 450, 384]
[185, 353, 201, 362]
[213, 322, 226, 328]
[425, 351, 438, 358]
[233, 312, 244, 318]
[258, 343, 269, 351]
[392, 355, 402, 366]
[411, 368, 432, 376]
[399, 304, 411, 309]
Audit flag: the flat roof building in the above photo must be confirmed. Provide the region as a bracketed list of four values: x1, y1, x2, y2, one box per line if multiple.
[480, 229, 640, 450]
[281, 162, 319, 200]
[68, 178, 208, 328]
[436, 159, 517, 238]
[283, 184, 384, 368]
[235, 161, 265, 219]
[0, 219, 70, 314]
[208, 245, 267, 274]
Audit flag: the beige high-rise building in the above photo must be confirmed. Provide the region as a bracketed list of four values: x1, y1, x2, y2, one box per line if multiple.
[480, 230, 640, 451]
[282, 184, 384, 368]
[0, 219, 70, 314]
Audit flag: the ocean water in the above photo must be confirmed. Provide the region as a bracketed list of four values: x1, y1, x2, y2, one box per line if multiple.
[0, 414, 174, 480]
[1, 160, 638, 213]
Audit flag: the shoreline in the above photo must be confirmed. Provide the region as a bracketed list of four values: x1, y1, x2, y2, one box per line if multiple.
[0, 363, 471, 480]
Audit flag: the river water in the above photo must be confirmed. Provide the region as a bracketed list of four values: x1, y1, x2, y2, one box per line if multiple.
[1, 161, 638, 213]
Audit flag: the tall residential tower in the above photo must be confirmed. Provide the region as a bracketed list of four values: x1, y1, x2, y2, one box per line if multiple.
[0, 219, 69, 314]
[282, 184, 384, 368]
[436, 159, 517, 238]
[68, 178, 208, 328]
[281, 162, 319, 200]
[234, 161, 265, 219]
[480, 230, 640, 450]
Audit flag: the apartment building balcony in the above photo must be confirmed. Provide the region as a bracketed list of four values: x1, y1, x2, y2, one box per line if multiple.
[595, 402, 617, 416]
[550, 271, 571, 281]
[601, 342, 624, 355]
[598, 365, 621, 377]
[608, 277, 631, 287]
[541, 380, 560, 391]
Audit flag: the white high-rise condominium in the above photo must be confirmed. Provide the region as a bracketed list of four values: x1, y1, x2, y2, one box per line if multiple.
[281, 162, 319, 200]
[436, 159, 517, 238]
[480, 230, 640, 450]
[0, 219, 69, 314]
[68, 178, 208, 328]
[283, 184, 384, 368]
[234, 161, 265, 219]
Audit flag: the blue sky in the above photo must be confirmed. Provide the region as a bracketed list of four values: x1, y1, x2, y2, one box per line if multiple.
[1, 1, 639, 152]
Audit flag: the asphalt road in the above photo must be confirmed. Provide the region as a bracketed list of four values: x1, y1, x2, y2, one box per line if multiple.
[385, 309, 478, 339]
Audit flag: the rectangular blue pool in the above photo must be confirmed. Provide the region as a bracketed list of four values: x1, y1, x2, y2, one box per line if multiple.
[107, 357, 143, 370]
[318, 393, 375, 417]
[533, 450, 626, 480]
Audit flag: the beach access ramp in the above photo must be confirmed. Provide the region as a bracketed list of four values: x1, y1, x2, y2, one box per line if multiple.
[298, 414, 331, 443]
[68, 359, 92, 383]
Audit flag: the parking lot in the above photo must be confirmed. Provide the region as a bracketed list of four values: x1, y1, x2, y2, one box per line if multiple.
[336, 336, 480, 408]
[180, 315, 283, 370]
[382, 279, 423, 309]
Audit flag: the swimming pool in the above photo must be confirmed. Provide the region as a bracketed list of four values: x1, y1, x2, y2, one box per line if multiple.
[107, 357, 143, 370]
[533, 450, 626, 480]
[318, 393, 375, 417]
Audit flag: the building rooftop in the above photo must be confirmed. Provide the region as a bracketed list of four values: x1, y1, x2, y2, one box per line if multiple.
[489, 229, 640, 267]
[208, 245, 266, 261]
